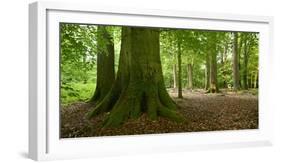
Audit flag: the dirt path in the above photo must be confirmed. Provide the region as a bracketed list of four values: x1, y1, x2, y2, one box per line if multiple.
[61, 90, 258, 138]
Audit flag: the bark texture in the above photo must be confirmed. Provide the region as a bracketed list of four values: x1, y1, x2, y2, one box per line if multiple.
[209, 51, 219, 93]
[87, 27, 183, 127]
[232, 32, 240, 90]
[89, 26, 115, 104]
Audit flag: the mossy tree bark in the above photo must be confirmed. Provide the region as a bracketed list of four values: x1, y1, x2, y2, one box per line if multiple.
[89, 26, 115, 104]
[87, 27, 183, 127]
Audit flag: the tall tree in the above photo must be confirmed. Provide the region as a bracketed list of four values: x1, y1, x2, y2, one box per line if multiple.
[87, 27, 183, 127]
[187, 63, 193, 89]
[232, 32, 240, 90]
[242, 35, 250, 89]
[205, 53, 210, 90]
[173, 53, 178, 88]
[220, 36, 230, 88]
[238, 34, 243, 87]
[254, 72, 258, 88]
[177, 38, 183, 98]
[209, 51, 218, 93]
[208, 33, 219, 93]
[241, 33, 258, 90]
[89, 26, 115, 103]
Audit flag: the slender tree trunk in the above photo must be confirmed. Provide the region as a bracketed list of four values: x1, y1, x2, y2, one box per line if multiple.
[205, 53, 210, 90]
[173, 59, 177, 89]
[82, 55, 87, 84]
[209, 51, 218, 93]
[254, 71, 258, 88]
[221, 43, 228, 88]
[89, 26, 115, 103]
[238, 34, 243, 87]
[187, 63, 193, 89]
[233, 32, 240, 91]
[243, 39, 249, 89]
[87, 27, 183, 127]
[177, 40, 183, 98]
[250, 73, 253, 88]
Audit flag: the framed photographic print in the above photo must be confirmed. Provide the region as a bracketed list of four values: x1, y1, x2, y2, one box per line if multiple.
[29, 1, 274, 161]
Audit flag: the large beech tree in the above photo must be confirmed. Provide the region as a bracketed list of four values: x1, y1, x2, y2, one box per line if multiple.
[87, 27, 183, 127]
[89, 26, 115, 103]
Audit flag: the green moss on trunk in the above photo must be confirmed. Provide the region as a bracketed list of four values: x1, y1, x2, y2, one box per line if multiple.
[87, 27, 184, 127]
[89, 26, 115, 103]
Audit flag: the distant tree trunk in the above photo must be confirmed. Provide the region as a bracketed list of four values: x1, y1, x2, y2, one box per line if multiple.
[173, 55, 178, 89]
[82, 55, 87, 84]
[254, 71, 258, 88]
[232, 32, 240, 91]
[87, 27, 183, 127]
[238, 34, 243, 87]
[205, 53, 210, 90]
[89, 26, 115, 103]
[177, 39, 183, 98]
[221, 42, 228, 88]
[242, 38, 249, 90]
[209, 51, 218, 93]
[187, 63, 193, 89]
[249, 73, 253, 88]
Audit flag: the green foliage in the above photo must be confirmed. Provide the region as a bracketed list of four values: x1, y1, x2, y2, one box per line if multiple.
[61, 82, 96, 105]
[61, 23, 259, 105]
[60, 23, 97, 83]
[60, 24, 97, 105]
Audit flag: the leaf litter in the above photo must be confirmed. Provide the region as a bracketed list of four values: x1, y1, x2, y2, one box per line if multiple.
[60, 89, 258, 138]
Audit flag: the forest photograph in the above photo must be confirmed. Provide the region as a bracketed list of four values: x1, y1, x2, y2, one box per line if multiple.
[60, 23, 259, 138]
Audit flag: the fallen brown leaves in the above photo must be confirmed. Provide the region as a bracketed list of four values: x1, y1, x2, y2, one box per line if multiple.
[60, 89, 258, 138]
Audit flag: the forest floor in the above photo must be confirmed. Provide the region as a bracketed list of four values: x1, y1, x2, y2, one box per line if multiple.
[60, 89, 258, 138]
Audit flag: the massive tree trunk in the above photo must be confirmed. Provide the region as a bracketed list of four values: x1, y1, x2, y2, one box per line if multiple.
[187, 63, 193, 89]
[87, 27, 183, 127]
[209, 51, 219, 93]
[205, 53, 210, 90]
[232, 32, 240, 91]
[89, 26, 115, 103]
[177, 39, 183, 98]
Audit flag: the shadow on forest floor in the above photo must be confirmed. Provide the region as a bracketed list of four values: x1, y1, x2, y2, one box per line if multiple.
[60, 89, 258, 138]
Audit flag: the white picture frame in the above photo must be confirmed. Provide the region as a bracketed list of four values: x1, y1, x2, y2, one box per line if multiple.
[29, 1, 274, 161]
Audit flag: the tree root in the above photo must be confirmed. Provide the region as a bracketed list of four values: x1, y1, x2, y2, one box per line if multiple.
[100, 84, 184, 128]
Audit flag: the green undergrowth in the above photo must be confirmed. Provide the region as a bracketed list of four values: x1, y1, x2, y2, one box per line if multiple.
[61, 82, 95, 106]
